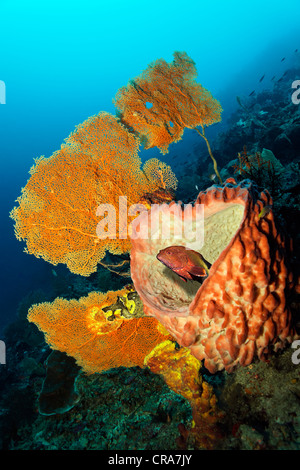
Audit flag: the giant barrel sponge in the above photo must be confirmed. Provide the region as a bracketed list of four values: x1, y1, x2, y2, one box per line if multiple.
[130, 178, 299, 373]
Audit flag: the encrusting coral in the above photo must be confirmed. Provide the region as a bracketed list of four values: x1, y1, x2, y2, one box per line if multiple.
[10, 112, 177, 276]
[130, 178, 299, 373]
[144, 340, 223, 449]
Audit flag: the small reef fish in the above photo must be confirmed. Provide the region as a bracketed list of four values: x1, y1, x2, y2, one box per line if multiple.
[259, 205, 272, 219]
[157, 245, 211, 282]
[249, 90, 255, 96]
[271, 75, 276, 81]
[281, 57, 285, 62]
[236, 95, 248, 112]
[209, 173, 217, 181]
[259, 74, 265, 83]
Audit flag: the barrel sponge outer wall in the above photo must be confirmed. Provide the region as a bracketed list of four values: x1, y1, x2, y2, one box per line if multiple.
[130, 178, 299, 373]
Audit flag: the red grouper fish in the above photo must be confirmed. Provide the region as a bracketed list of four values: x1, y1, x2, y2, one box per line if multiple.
[156, 245, 211, 282]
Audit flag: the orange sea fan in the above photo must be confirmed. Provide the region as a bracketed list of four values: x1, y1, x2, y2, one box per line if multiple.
[114, 51, 222, 154]
[10, 112, 177, 276]
[28, 289, 172, 374]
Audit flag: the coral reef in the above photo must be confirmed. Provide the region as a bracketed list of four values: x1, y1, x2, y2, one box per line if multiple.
[1, 306, 299, 450]
[38, 351, 81, 416]
[130, 178, 299, 373]
[218, 346, 300, 450]
[175, 68, 300, 205]
[5, 54, 300, 451]
[3, 365, 193, 450]
[209, 67, 300, 170]
[232, 147, 284, 196]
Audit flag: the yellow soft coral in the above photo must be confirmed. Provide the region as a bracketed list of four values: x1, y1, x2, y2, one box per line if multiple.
[144, 340, 223, 449]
